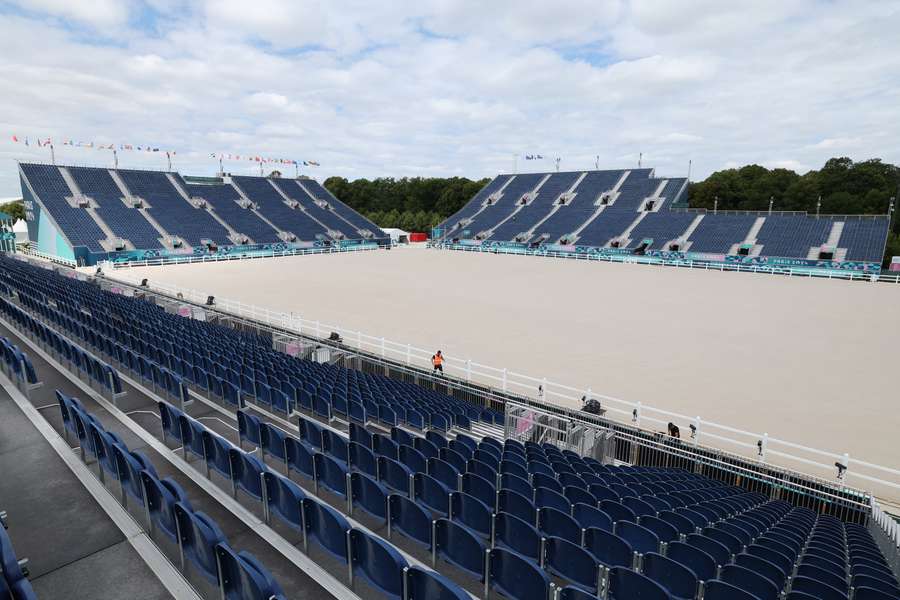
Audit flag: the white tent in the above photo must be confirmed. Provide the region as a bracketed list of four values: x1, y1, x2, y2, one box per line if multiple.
[13, 219, 28, 244]
[381, 227, 410, 244]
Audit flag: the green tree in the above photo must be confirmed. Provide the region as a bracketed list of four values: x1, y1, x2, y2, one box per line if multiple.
[0, 200, 24, 221]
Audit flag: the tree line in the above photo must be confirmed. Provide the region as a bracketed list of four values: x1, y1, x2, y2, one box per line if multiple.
[324, 175, 489, 232]
[324, 157, 899, 264]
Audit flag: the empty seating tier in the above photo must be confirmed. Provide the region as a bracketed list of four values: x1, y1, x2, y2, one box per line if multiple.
[117, 169, 232, 246]
[19, 164, 385, 263]
[1, 254, 898, 600]
[184, 183, 282, 244]
[438, 167, 890, 265]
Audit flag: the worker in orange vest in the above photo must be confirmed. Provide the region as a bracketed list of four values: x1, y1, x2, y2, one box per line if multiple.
[431, 350, 444, 374]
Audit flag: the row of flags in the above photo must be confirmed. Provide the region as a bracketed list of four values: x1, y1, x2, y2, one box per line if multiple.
[208, 153, 319, 166]
[9, 134, 320, 167]
[525, 154, 544, 160]
[11, 135, 171, 153]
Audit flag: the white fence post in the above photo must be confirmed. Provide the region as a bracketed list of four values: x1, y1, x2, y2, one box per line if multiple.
[466, 360, 471, 382]
[502, 368, 507, 392]
[406, 343, 411, 366]
[381, 337, 386, 359]
[315, 321, 321, 339]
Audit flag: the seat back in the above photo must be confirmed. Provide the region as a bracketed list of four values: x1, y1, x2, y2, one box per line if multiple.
[642, 552, 698, 599]
[615, 520, 660, 555]
[403, 566, 470, 600]
[378, 456, 413, 496]
[538, 507, 582, 545]
[349, 442, 378, 478]
[414, 472, 450, 516]
[449, 492, 492, 538]
[348, 529, 408, 598]
[493, 512, 542, 561]
[302, 498, 351, 561]
[572, 503, 613, 533]
[607, 566, 671, 600]
[215, 543, 284, 600]
[664, 541, 717, 582]
[702, 580, 760, 600]
[173, 503, 226, 583]
[720, 564, 780, 600]
[433, 518, 487, 580]
[388, 494, 432, 547]
[544, 536, 600, 594]
[488, 547, 551, 600]
[314, 452, 349, 498]
[583, 527, 634, 568]
[263, 472, 305, 530]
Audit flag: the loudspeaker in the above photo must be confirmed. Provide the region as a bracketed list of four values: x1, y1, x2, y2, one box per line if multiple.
[206, 296, 215, 306]
[140, 278, 148, 287]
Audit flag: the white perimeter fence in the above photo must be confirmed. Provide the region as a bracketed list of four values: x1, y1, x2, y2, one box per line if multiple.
[432, 243, 900, 284]
[100, 263, 900, 508]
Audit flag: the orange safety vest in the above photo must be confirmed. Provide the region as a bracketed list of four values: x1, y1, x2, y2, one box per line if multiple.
[432, 354, 443, 366]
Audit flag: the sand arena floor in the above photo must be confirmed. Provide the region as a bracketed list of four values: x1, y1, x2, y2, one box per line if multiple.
[120, 246, 900, 500]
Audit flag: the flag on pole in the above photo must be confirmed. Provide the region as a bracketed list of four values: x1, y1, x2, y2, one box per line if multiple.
[11, 135, 17, 142]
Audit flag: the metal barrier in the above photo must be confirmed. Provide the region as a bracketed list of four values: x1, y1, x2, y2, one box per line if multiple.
[103, 243, 380, 268]
[431, 242, 900, 284]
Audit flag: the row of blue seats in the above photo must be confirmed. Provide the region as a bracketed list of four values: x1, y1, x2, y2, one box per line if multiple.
[238, 399, 900, 600]
[56, 390, 291, 599]
[0, 521, 35, 600]
[226, 407, 781, 599]
[150, 398, 474, 599]
[0, 299, 124, 402]
[1, 256, 501, 433]
[0, 336, 40, 398]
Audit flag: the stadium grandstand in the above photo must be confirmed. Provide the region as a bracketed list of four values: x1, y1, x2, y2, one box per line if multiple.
[17, 162, 388, 266]
[0, 252, 898, 600]
[434, 168, 891, 275]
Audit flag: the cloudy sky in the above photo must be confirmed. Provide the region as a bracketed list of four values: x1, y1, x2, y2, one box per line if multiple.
[0, 0, 898, 198]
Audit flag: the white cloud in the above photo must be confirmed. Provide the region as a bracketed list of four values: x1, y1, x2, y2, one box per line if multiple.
[0, 1, 898, 198]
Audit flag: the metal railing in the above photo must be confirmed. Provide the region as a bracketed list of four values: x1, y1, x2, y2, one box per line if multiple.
[431, 243, 900, 284]
[20, 246, 77, 268]
[102, 243, 380, 269]
[99, 265, 900, 507]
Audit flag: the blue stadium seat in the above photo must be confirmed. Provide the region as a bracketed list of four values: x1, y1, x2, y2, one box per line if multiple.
[719, 564, 780, 600]
[583, 528, 634, 569]
[348, 529, 408, 598]
[642, 552, 698, 600]
[348, 472, 388, 522]
[173, 503, 227, 583]
[228, 449, 267, 502]
[615, 520, 660, 555]
[402, 566, 470, 600]
[607, 566, 672, 600]
[493, 512, 542, 561]
[215, 543, 284, 600]
[702, 580, 759, 600]
[789, 576, 849, 600]
[665, 541, 718, 582]
[388, 494, 431, 548]
[302, 498, 351, 560]
[432, 519, 487, 581]
[544, 536, 601, 594]
[262, 472, 305, 531]
[450, 492, 492, 538]
[573, 503, 613, 533]
[487, 547, 551, 600]
[141, 472, 192, 542]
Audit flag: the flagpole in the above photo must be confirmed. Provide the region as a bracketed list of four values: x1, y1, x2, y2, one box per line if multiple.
[50, 144, 55, 165]
[219, 156, 223, 174]
[595, 155, 599, 170]
[113, 149, 118, 169]
[295, 163, 299, 178]
[687, 159, 692, 181]
[167, 152, 172, 172]
[638, 152, 642, 169]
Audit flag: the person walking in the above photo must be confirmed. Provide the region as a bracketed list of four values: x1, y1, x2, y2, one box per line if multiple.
[431, 350, 444, 375]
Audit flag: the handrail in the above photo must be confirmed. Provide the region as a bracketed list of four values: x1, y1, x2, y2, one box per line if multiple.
[431, 243, 900, 284]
